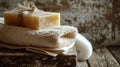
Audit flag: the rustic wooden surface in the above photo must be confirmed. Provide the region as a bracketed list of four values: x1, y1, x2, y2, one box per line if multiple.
[0, 46, 77, 67]
[79, 46, 120, 67]
[108, 46, 120, 64]
[88, 47, 120, 67]
[0, 46, 120, 67]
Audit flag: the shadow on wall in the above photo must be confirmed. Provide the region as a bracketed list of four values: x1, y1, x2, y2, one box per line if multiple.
[0, 0, 120, 47]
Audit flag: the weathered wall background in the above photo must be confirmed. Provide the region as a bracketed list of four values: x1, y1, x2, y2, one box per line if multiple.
[0, 0, 120, 47]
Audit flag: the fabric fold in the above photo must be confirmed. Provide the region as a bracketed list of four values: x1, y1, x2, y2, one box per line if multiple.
[10, 2, 43, 15]
[0, 23, 78, 56]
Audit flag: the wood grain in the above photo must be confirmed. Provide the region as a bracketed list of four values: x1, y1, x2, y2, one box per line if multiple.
[0, 46, 120, 67]
[108, 46, 120, 64]
[0, 46, 77, 67]
[77, 61, 88, 67]
[88, 48, 120, 67]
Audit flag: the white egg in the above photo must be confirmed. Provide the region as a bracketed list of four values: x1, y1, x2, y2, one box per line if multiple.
[75, 33, 93, 60]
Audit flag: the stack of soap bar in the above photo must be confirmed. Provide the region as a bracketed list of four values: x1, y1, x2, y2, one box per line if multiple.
[4, 11, 60, 30]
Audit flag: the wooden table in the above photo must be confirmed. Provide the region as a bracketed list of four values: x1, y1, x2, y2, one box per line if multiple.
[0, 46, 119, 67]
[78, 46, 120, 67]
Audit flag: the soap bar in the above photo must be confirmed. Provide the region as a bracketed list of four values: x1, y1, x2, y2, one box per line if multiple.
[4, 11, 60, 30]
[4, 12, 23, 26]
[23, 12, 60, 30]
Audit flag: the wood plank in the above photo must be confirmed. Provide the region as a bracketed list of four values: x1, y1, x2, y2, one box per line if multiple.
[0, 46, 77, 67]
[108, 46, 120, 64]
[77, 61, 88, 67]
[80, 62, 88, 67]
[88, 48, 120, 67]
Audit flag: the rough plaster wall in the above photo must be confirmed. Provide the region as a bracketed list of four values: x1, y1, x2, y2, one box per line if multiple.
[0, 0, 120, 47]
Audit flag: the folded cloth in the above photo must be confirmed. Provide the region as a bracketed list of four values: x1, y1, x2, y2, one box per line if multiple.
[0, 23, 77, 56]
[0, 42, 75, 56]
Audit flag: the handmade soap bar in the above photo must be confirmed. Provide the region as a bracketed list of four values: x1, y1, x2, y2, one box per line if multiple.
[23, 12, 60, 30]
[4, 11, 60, 30]
[4, 12, 23, 26]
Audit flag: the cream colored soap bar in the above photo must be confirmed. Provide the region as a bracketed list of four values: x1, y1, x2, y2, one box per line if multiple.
[4, 11, 60, 30]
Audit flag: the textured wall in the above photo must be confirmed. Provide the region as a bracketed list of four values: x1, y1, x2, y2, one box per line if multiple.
[0, 0, 120, 47]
